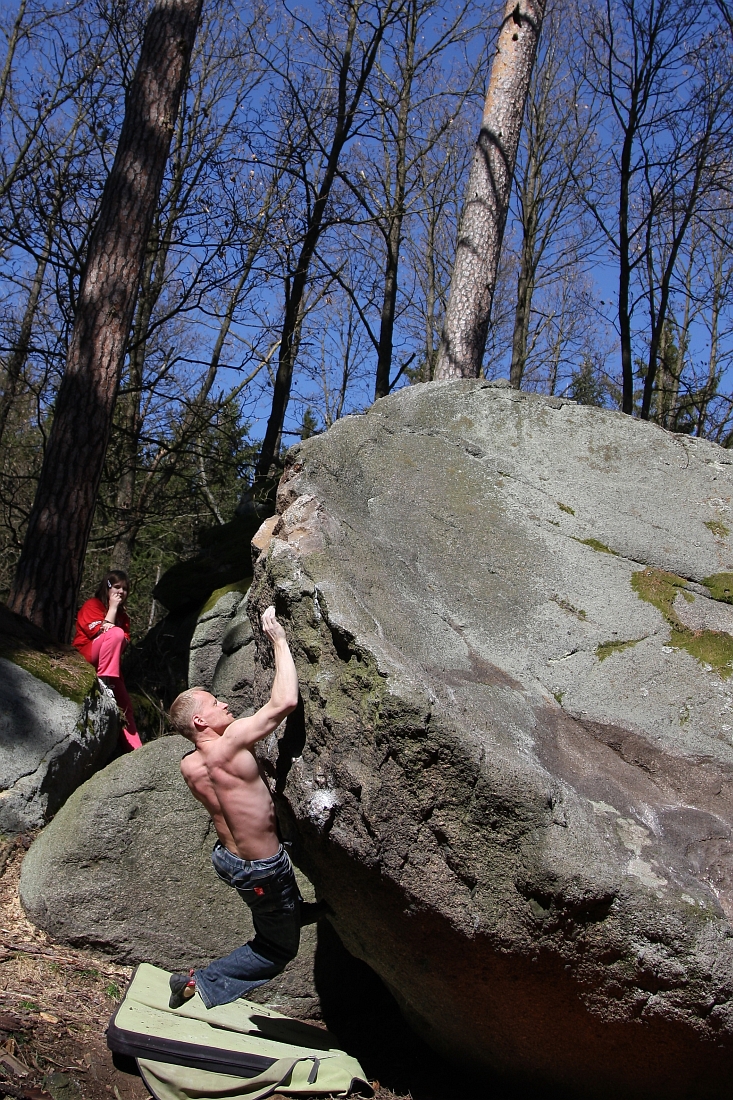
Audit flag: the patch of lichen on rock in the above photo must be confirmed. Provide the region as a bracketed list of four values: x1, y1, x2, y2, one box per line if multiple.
[574, 537, 618, 555]
[2, 646, 95, 704]
[0, 602, 95, 703]
[669, 627, 733, 679]
[631, 569, 689, 618]
[298, 599, 386, 733]
[704, 519, 730, 539]
[702, 573, 733, 605]
[199, 580, 250, 617]
[632, 569, 733, 679]
[596, 638, 641, 662]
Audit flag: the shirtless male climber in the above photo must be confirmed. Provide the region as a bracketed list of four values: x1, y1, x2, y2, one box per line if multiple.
[167, 605, 324, 1010]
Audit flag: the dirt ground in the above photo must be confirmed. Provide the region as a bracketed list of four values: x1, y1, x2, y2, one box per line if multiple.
[0, 837, 509, 1100]
[0, 837, 148, 1100]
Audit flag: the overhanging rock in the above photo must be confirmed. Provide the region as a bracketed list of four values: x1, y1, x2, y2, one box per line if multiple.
[244, 380, 733, 1099]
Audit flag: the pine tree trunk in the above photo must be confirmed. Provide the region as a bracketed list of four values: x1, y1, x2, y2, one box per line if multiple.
[434, 0, 546, 380]
[8, 0, 203, 641]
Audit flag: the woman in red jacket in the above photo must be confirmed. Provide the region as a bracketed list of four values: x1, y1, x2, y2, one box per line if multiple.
[73, 570, 142, 751]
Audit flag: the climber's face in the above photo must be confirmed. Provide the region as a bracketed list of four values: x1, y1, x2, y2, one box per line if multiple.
[192, 692, 234, 735]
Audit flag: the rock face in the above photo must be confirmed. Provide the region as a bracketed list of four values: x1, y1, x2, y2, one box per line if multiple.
[19, 736, 320, 1019]
[188, 586, 256, 715]
[0, 658, 118, 833]
[236, 381, 733, 1099]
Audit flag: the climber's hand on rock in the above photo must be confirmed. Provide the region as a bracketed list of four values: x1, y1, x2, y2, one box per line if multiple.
[262, 605, 287, 645]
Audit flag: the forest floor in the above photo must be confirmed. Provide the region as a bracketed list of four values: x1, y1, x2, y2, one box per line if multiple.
[0, 838, 507, 1100]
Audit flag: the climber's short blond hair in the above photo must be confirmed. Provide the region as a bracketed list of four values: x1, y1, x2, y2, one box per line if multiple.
[168, 687, 207, 739]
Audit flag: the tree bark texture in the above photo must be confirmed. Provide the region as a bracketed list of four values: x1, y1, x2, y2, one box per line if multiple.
[434, 0, 546, 381]
[8, 0, 203, 641]
[616, 83, 639, 414]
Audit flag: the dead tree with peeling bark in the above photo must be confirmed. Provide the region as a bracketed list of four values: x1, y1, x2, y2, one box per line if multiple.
[434, 0, 546, 380]
[8, 0, 203, 641]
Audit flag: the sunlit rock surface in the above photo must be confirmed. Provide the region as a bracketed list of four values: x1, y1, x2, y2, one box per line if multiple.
[244, 380, 733, 1099]
[0, 621, 118, 833]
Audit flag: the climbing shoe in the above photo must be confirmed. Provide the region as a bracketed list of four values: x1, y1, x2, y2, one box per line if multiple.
[169, 970, 196, 1009]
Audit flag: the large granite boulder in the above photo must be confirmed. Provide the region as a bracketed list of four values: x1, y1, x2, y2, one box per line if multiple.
[19, 736, 320, 1019]
[0, 605, 119, 832]
[235, 380, 733, 1099]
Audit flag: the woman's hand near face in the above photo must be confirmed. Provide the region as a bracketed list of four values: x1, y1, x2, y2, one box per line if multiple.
[104, 584, 127, 626]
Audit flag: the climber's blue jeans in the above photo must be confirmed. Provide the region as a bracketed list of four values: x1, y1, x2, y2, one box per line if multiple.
[194, 843, 301, 1009]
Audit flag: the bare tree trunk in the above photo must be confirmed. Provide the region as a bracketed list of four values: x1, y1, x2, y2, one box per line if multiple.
[660, 246, 694, 429]
[640, 124, 711, 420]
[375, 215, 405, 399]
[255, 0, 396, 482]
[374, 0, 416, 400]
[0, 236, 50, 449]
[109, 232, 159, 574]
[698, 238, 723, 436]
[0, 0, 28, 118]
[434, 0, 546, 381]
[423, 207, 438, 379]
[8, 0, 203, 641]
[509, 188, 537, 388]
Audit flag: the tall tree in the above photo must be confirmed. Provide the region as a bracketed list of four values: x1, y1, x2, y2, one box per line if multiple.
[575, 0, 732, 416]
[8, 0, 203, 641]
[433, 0, 546, 380]
[365, 0, 483, 399]
[253, 0, 400, 483]
[106, 4, 273, 572]
[507, 5, 594, 390]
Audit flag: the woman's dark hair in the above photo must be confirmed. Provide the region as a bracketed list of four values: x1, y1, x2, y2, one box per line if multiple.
[95, 570, 130, 609]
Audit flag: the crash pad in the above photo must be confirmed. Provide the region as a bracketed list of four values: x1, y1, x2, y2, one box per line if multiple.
[107, 963, 371, 1100]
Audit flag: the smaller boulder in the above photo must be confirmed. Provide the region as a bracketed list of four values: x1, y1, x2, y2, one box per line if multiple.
[0, 655, 118, 834]
[188, 586, 256, 715]
[188, 587, 246, 686]
[19, 735, 321, 1019]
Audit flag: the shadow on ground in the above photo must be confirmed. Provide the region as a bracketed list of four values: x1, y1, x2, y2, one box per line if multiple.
[314, 920, 537, 1100]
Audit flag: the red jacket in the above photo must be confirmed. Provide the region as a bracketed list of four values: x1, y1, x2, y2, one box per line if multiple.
[73, 597, 131, 663]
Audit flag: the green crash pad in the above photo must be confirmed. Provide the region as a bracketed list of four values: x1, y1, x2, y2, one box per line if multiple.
[107, 963, 371, 1100]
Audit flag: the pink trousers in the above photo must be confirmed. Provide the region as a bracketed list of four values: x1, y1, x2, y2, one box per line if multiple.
[90, 627, 142, 751]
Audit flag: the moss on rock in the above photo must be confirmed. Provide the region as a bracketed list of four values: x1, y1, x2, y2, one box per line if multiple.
[199, 580, 251, 617]
[575, 537, 618, 555]
[632, 569, 733, 679]
[702, 573, 733, 604]
[596, 638, 642, 662]
[0, 603, 94, 704]
[1, 646, 95, 704]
